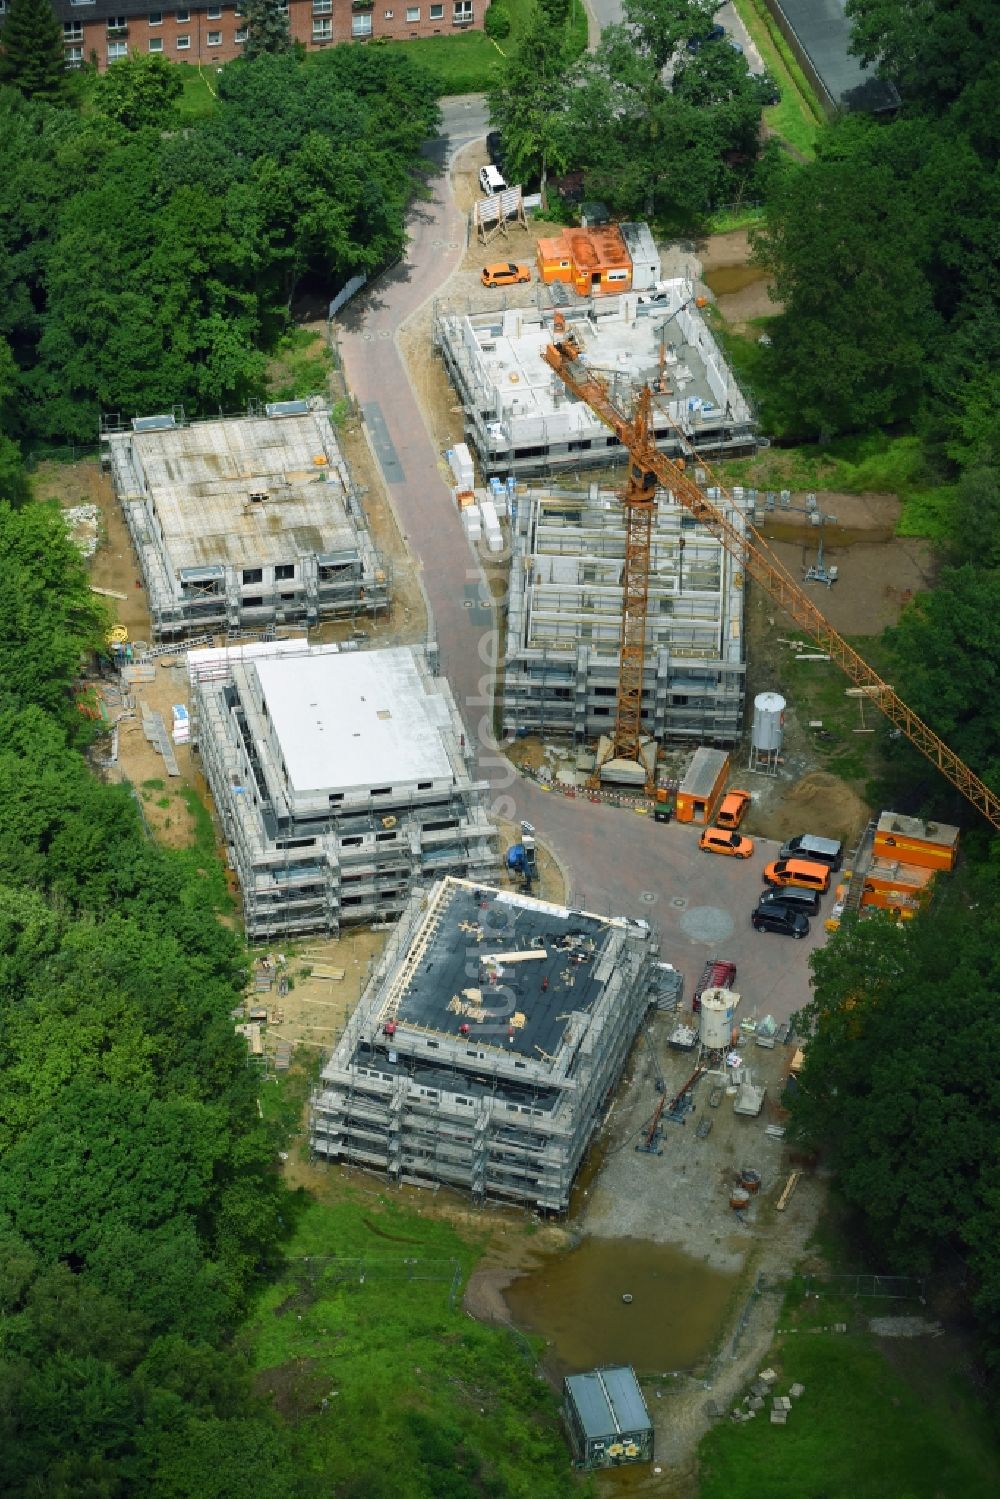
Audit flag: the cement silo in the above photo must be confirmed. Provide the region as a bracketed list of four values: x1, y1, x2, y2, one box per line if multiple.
[699, 987, 738, 1049]
[748, 691, 785, 774]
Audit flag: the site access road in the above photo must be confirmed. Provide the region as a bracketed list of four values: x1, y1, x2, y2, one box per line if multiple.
[336, 99, 818, 1027]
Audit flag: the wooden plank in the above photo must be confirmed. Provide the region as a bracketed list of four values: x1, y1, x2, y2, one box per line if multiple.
[482, 950, 547, 963]
[776, 1169, 801, 1211]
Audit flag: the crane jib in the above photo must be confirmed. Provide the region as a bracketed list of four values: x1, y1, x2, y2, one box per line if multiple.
[542, 339, 1000, 830]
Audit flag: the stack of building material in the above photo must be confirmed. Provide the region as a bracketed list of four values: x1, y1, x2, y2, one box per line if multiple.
[489, 478, 509, 518]
[448, 442, 475, 490]
[172, 704, 190, 745]
[480, 495, 503, 554]
[463, 504, 482, 543]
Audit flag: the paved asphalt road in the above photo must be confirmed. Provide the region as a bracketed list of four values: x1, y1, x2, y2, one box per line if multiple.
[335, 101, 818, 1027]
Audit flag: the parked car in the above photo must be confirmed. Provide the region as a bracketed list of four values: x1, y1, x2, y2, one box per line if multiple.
[762, 858, 831, 893]
[751, 903, 809, 938]
[715, 789, 751, 830]
[758, 886, 820, 917]
[699, 827, 754, 859]
[778, 834, 843, 870]
[486, 131, 506, 171]
[479, 164, 508, 196]
[481, 262, 532, 288]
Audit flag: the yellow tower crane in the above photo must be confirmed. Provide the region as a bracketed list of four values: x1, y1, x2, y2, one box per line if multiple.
[542, 333, 1000, 830]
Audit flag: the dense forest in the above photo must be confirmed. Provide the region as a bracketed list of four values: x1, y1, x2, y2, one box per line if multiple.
[0, 44, 438, 444]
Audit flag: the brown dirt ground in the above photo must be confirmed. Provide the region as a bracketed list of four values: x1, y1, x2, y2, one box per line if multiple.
[250, 928, 389, 1062]
[494, 816, 566, 905]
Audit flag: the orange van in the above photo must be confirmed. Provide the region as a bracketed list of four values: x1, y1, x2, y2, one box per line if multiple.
[762, 858, 831, 894]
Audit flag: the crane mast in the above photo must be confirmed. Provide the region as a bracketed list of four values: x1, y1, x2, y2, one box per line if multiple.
[542, 334, 1000, 831]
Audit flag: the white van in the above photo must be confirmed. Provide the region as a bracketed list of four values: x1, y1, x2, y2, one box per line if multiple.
[479, 165, 507, 197]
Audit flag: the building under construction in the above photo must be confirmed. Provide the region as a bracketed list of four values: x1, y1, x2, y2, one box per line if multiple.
[102, 401, 387, 639]
[310, 876, 659, 1211]
[503, 484, 747, 744]
[192, 641, 498, 941]
[434, 281, 756, 479]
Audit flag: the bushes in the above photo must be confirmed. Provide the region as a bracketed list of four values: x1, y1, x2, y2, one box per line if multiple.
[485, 3, 512, 38]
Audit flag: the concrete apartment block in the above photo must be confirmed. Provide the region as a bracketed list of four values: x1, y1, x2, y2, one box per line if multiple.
[310, 875, 659, 1212]
[192, 642, 498, 940]
[434, 282, 757, 479]
[503, 485, 747, 745]
[103, 401, 387, 639]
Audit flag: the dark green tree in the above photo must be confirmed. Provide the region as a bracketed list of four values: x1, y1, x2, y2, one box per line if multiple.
[846, 0, 1000, 115]
[93, 49, 183, 131]
[886, 566, 1000, 792]
[243, 0, 292, 61]
[0, 0, 67, 101]
[791, 882, 1000, 1367]
[489, 9, 573, 199]
[624, 0, 719, 70]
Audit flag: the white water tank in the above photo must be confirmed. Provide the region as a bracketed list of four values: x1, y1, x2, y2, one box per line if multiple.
[700, 987, 738, 1049]
[751, 692, 785, 754]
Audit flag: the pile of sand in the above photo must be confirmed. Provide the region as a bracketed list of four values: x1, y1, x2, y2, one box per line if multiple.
[765, 771, 869, 846]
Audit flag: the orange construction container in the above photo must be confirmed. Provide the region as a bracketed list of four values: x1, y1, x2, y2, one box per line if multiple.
[675, 748, 730, 825]
[863, 858, 934, 903]
[873, 811, 959, 872]
[535, 226, 633, 296]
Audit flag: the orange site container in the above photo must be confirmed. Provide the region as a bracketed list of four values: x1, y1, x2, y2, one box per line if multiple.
[873, 812, 959, 872]
[675, 749, 730, 825]
[536, 227, 633, 297]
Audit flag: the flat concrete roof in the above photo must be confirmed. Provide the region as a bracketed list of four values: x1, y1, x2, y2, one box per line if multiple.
[255, 647, 454, 796]
[472, 284, 743, 427]
[130, 411, 358, 570]
[386, 880, 615, 1066]
[876, 811, 959, 849]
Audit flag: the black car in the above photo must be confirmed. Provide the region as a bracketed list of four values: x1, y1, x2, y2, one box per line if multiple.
[687, 24, 726, 53]
[751, 904, 810, 938]
[758, 886, 820, 918]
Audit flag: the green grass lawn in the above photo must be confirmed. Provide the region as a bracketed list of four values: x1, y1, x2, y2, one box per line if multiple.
[732, 0, 825, 159]
[335, 1, 588, 98]
[242, 1193, 582, 1498]
[722, 430, 956, 541]
[698, 1288, 1000, 1499]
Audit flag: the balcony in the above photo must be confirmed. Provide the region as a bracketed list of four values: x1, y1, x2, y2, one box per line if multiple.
[351, 0, 374, 8]
[106, 23, 128, 36]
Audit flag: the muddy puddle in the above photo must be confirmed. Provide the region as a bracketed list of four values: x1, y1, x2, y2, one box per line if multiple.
[759, 519, 896, 547]
[703, 264, 769, 297]
[504, 1237, 737, 1377]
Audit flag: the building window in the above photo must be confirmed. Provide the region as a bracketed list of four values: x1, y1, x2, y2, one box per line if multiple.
[63, 21, 84, 39]
[313, 0, 332, 10]
[176, 33, 190, 47]
[106, 14, 128, 31]
[453, 0, 472, 18]
[107, 40, 128, 59]
[149, 36, 163, 49]
[406, 4, 419, 16]
[148, 9, 162, 22]
[207, 29, 221, 43]
[429, 2, 442, 13]
[207, 3, 222, 14]
[351, 13, 373, 34]
[175, 8, 190, 20]
[235, 26, 247, 40]
[274, 563, 295, 581]
[312, 17, 332, 37]
[65, 44, 84, 64]
[69, 1, 95, 6]
[242, 567, 263, 585]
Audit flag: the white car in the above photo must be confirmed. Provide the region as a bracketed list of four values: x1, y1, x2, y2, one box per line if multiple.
[479, 164, 507, 197]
